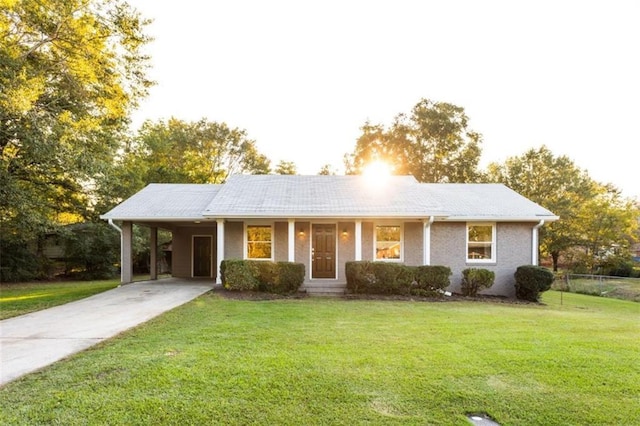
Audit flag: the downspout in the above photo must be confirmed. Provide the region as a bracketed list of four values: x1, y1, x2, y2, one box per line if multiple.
[108, 219, 124, 285]
[532, 220, 545, 265]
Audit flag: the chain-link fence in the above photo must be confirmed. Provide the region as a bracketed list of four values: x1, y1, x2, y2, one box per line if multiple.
[553, 274, 640, 302]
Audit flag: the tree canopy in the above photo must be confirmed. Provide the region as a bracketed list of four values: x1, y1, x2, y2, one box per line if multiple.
[1, 0, 152, 239]
[96, 118, 271, 212]
[274, 160, 297, 175]
[486, 146, 638, 271]
[345, 98, 483, 183]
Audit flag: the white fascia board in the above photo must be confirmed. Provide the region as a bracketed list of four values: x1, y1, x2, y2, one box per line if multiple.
[100, 216, 208, 222]
[202, 213, 450, 220]
[437, 215, 560, 222]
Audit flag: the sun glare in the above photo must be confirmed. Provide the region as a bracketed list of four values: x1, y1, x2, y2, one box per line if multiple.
[362, 160, 393, 184]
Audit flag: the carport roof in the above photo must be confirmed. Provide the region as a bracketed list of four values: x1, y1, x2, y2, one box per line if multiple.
[101, 184, 221, 221]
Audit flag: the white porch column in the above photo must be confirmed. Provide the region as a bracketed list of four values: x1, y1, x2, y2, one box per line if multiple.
[216, 219, 225, 284]
[288, 219, 295, 262]
[149, 226, 158, 280]
[121, 221, 133, 283]
[423, 217, 434, 265]
[354, 220, 362, 261]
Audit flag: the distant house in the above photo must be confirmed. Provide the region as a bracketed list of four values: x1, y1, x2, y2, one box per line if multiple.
[101, 175, 558, 297]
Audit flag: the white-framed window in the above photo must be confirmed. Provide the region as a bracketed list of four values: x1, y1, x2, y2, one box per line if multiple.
[466, 223, 496, 263]
[245, 224, 273, 260]
[374, 224, 403, 261]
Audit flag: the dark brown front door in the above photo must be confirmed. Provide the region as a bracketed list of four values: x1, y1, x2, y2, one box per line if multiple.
[193, 236, 212, 277]
[312, 224, 336, 279]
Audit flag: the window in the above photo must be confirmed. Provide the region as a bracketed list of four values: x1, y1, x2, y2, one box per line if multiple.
[467, 223, 495, 262]
[246, 225, 272, 260]
[375, 225, 402, 260]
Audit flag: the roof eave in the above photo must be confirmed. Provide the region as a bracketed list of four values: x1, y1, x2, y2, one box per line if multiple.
[438, 215, 560, 222]
[202, 212, 450, 220]
[100, 215, 209, 222]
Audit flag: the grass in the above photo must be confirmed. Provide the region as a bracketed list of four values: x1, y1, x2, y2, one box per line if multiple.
[556, 275, 640, 302]
[1, 291, 639, 425]
[0, 275, 169, 320]
[0, 279, 120, 320]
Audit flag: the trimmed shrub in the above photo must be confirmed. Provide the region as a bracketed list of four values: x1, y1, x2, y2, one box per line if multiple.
[222, 259, 305, 294]
[412, 265, 452, 296]
[272, 262, 305, 294]
[246, 260, 278, 291]
[345, 261, 376, 294]
[222, 259, 259, 291]
[370, 262, 409, 294]
[461, 268, 495, 297]
[346, 261, 452, 296]
[514, 265, 554, 302]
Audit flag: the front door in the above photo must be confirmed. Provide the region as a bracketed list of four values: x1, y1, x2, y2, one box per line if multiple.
[312, 224, 336, 279]
[193, 236, 212, 277]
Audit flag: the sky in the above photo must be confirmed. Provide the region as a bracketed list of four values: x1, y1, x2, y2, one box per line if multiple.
[127, 0, 639, 200]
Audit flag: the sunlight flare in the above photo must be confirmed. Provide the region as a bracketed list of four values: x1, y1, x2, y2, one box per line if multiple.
[362, 160, 393, 185]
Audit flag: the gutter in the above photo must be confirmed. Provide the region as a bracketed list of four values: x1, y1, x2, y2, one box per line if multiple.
[107, 218, 122, 234]
[532, 220, 545, 265]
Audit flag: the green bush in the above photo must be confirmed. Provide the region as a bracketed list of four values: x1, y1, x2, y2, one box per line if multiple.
[345, 261, 376, 294]
[222, 260, 304, 294]
[222, 260, 259, 291]
[246, 260, 278, 291]
[273, 262, 305, 294]
[412, 265, 452, 296]
[514, 265, 554, 302]
[461, 268, 495, 297]
[346, 261, 451, 296]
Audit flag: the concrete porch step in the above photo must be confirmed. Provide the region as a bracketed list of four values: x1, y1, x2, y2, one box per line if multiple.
[302, 282, 347, 296]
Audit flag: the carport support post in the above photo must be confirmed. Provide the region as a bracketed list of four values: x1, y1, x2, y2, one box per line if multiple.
[150, 226, 158, 280]
[121, 221, 133, 283]
[216, 219, 225, 284]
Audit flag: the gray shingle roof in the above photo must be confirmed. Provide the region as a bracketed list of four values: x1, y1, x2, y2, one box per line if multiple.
[101, 184, 221, 220]
[420, 183, 557, 219]
[203, 175, 448, 218]
[101, 175, 558, 221]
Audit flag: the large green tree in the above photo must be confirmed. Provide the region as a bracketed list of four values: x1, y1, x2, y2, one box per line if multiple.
[486, 146, 638, 271]
[571, 185, 639, 273]
[1, 0, 152, 240]
[96, 118, 271, 211]
[345, 98, 483, 182]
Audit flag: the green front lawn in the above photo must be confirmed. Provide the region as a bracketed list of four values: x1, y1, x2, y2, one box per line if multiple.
[1, 291, 638, 425]
[0, 279, 121, 320]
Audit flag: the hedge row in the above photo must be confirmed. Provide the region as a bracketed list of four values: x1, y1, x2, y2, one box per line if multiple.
[221, 260, 305, 294]
[345, 261, 452, 297]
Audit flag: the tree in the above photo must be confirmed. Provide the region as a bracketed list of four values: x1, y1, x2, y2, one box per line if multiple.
[1, 0, 152, 241]
[318, 163, 337, 175]
[572, 184, 639, 273]
[485, 146, 638, 272]
[96, 118, 271, 211]
[345, 98, 483, 182]
[275, 160, 297, 175]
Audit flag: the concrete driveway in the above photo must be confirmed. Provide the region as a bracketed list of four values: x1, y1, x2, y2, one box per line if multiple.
[0, 279, 213, 386]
